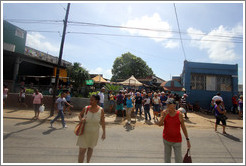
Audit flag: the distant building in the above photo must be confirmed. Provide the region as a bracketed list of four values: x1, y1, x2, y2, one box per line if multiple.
[181, 60, 238, 110]
[3, 20, 72, 92]
[3, 20, 27, 54]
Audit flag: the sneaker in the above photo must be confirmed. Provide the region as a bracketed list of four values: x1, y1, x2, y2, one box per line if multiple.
[50, 122, 53, 128]
[63, 125, 68, 128]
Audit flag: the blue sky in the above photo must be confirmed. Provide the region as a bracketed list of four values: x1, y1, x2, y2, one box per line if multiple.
[2, 2, 244, 84]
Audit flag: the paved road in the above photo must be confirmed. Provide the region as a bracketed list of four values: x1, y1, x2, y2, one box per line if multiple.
[3, 117, 243, 164]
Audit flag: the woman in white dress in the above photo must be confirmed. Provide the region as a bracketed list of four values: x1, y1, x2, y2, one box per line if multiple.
[77, 94, 106, 163]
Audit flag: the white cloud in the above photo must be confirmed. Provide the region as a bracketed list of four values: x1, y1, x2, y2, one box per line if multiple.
[187, 24, 243, 62]
[122, 13, 173, 43]
[26, 32, 59, 55]
[89, 67, 112, 79]
[163, 40, 179, 49]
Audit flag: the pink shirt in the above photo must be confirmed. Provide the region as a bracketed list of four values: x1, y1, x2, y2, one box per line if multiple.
[33, 93, 43, 104]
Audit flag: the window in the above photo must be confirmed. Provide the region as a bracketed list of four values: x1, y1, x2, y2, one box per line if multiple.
[15, 28, 25, 38]
[217, 75, 232, 92]
[190, 73, 232, 92]
[190, 74, 205, 90]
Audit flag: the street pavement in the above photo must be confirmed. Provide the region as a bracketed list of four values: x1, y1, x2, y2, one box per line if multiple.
[2, 107, 244, 164]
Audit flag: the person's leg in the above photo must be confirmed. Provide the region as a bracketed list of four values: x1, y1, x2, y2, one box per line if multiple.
[51, 111, 61, 124]
[173, 142, 182, 163]
[222, 119, 227, 134]
[147, 108, 151, 120]
[144, 107, 148, 120]
[36, 104, 41, 119]
[139, 104, 142, 116]
[126, 108, 130, 123]
[33, 104, 37, 119]
[215, 117, 220, 132]
[163, 139, 172, 163]
[60, 110, 66, 127]
[87, 148, 93, 163]
[78, 148, 87, 163]
[135, 104, 139, 116]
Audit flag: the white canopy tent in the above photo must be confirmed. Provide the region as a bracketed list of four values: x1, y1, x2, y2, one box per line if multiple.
[119, 75, 143, 87]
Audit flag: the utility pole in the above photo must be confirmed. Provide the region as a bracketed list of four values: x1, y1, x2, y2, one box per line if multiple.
[50, 3, 71, 116]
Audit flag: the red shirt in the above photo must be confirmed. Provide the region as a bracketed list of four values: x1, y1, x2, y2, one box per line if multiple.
[163, 111, 182, 142]
[232, 96, 238, 105]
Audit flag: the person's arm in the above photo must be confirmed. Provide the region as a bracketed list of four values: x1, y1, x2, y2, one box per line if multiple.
[180, 113, 191, 149]
[79, 107, 86, 121]
[155, 110, 166, 126]
[100, 108, 106, 140]
[40, 94, 43, 105]
[216, 105, 225, 114]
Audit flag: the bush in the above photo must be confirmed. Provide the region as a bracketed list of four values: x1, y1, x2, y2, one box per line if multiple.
[25, 88, 34, 94]
[88, 91, 100, 98]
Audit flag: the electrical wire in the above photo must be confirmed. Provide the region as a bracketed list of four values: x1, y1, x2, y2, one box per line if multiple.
[174, 3, 186, 60]
[5, 19, 243, 41]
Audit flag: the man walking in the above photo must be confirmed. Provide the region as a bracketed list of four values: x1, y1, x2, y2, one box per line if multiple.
[98, 87, 105, 108]
[50, 92, 73, 128]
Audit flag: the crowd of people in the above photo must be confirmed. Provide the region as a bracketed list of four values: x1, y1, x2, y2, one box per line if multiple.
[107, 89, 191, 124]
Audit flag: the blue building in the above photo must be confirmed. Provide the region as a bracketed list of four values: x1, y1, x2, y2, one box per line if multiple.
[181, 60, 238, 110]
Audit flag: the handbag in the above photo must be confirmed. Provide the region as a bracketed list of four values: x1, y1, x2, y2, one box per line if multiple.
[74, 106, 90, 136]
[183, 149, 192, 163]
[39, 104, 45, 112]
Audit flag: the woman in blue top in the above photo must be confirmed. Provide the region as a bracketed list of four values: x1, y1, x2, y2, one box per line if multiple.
[238, 95, 243, 119]
[126, 93, 134, 125]
[65, 91, 72, 115]
[214, 100, 227, 134]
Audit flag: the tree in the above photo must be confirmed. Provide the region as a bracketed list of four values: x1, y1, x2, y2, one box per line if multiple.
[67, 62, 90, 89]
[111, 52, 154, 81]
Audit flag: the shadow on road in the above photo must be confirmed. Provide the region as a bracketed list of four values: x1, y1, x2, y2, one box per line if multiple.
[218, 132, 241, 142]
[124, 123, 135, 132]
[42, 127, 63, 135]
[15, 119, 36, 126]
[184, 119, 197, 125]
[3, 117, 50, 140]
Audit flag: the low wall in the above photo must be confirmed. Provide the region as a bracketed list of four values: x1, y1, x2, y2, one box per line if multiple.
[5, 93, 112, 112]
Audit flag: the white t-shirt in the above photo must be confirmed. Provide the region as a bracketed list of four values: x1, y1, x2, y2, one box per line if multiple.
[212, 95, 223, 102]
[56, 97, 67, 110]
[98, 92, 104, 104]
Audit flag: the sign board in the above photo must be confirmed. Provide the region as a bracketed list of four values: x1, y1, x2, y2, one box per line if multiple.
[86, 80, 94, 85]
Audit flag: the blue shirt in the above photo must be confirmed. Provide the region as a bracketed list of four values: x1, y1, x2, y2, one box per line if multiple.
[160, 95, 167, 106]
[214, 105, 224, 116]
[66, 94, 71, 102]
[126, 98, 133, 108]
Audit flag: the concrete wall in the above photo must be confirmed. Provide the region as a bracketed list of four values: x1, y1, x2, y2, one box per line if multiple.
[5, 93, 111, 112]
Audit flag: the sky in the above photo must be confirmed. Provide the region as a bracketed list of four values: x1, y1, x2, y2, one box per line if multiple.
[2, 1, 244, 84]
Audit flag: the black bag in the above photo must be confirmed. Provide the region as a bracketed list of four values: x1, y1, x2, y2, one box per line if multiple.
[217, 114, 228, 121]
[183, 149, 192, 163]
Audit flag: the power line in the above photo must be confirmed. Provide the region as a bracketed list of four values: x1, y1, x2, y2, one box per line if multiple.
[5, 19, 243, 40]
[174, 3, 186, 60]
[67, 31, 242, 43]
[68, 21, 243, 40]
[24, 29, 243, 44]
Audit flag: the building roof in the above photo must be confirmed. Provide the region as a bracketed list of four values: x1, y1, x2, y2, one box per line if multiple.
[92, 75, 108, 83]
[161, 80, 184, 91]
[119, 75, 143, 86]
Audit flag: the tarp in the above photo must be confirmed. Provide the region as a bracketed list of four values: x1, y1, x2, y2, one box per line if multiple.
[92, 75, 108, 83]
[119, 75, 143, 86]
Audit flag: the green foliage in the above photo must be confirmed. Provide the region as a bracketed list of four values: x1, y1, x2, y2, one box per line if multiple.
[25, 88, 34, 94]
[111, 52, 154, 81]
[105, 84, 123, 95]
[67, 62, 90, 89]
[88, 91, 100, 98]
